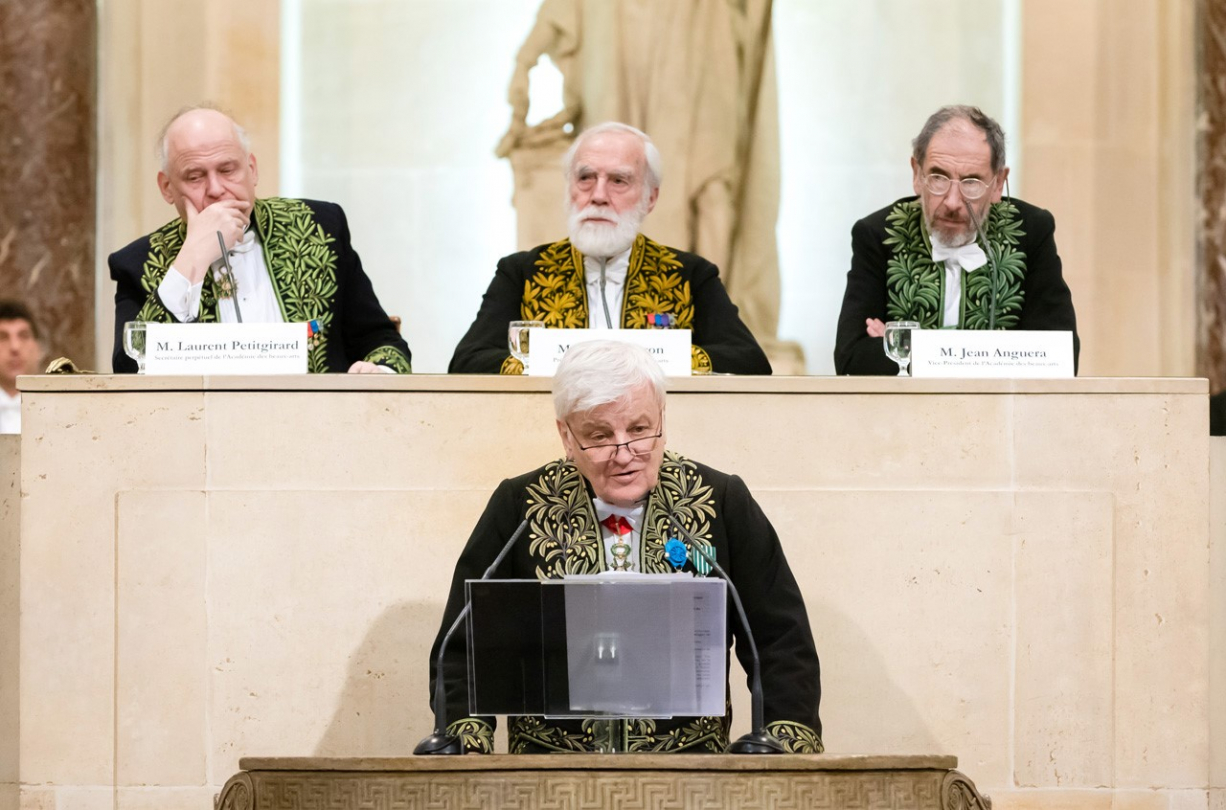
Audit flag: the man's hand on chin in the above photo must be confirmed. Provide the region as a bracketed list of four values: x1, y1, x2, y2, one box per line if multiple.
[172, 198, 253, 284]
[348, 361, 393, 374]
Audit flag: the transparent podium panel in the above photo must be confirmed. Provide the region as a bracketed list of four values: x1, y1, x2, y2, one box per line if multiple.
[467, 575, 726, 719]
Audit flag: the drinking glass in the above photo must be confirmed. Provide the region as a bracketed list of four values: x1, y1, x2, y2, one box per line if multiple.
[508, 320, 545, 374]
[123, 321, 148, 374]
[883, 320, 919, 377]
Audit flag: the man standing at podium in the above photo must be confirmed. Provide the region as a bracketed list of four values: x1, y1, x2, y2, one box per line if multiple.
[834, 105, 1079, 374]
[109, 106, 411, 374]
[429, 340, 821, 753]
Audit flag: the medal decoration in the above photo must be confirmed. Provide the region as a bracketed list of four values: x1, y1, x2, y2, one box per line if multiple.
[664, 537, 688, 570]
[650, 313, 675, 329]
[306, 319, 323, 348]
[214, 231, 244, 323]
[600, 514, 635, 572]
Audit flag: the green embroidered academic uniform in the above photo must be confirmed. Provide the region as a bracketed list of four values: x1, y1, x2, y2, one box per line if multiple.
[109, 198, 411, 374]
[448, 235, 771, 375]
[834, 196, 1079, 375]
[428, 452, 823, 754]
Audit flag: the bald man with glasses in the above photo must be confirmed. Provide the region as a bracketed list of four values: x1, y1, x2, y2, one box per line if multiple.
[833, 105, 1079, 375]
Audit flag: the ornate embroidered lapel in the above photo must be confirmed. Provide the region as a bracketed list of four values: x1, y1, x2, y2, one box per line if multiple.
[135, 220, 222, 324]
[253, 198, 340, 373]
[883, 199, 1027, 329]
[522, 453, 717, 579]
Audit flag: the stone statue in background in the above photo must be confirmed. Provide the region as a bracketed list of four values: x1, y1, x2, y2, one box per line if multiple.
[496, 0, 804, 371]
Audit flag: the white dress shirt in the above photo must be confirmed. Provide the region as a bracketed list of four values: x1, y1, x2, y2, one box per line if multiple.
[930, 234, 988, 328]
[157, 229, 285, 324]
[582, 249, 632, 329]
[593, 496, 644, 570]
[0, 389, 19, 434]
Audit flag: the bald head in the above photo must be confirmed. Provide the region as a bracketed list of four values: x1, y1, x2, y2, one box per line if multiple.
[155, 106, 259, 221]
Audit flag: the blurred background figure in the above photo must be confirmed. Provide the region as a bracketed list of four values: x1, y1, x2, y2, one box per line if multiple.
[0, 300, 44, 434]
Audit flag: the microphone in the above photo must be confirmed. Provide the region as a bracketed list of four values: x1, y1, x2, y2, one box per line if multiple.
[664, 513, 784, 754]
[414, 516, 532, 755]
[215, 231, 244, 323]
[962, 199, 997, 330]
[597, 258, 614, 329]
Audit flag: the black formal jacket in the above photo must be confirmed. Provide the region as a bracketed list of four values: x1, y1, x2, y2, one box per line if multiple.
[109, 197, 411, 374]
[449, 235, 771, 375]
[835, 196, 1079, 375]
[427, 452, 823, 754]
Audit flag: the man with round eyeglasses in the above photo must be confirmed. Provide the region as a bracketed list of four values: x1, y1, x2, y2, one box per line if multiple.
[428, 340, 822, 755]
[834, 105, 1079, 375]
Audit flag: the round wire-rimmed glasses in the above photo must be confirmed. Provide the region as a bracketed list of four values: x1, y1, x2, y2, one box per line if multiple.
[920, 173, 993, 200]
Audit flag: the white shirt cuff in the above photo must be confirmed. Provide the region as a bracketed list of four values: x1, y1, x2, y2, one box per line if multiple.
[376, 364, 396, 374]
[157, 266, 204, 322]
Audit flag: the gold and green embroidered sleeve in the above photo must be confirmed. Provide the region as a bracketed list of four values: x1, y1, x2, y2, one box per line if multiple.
[765, 720, 825, 753]
[445, 717, 494, 754]
[363, 346, 411, 373]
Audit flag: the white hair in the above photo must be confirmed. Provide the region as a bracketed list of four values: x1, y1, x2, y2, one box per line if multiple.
[156, 104, 251, 173]
[563, 121, 663, 191]
[552, 340, 667, 420]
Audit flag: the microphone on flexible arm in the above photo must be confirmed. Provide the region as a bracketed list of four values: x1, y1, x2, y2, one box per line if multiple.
[597, 257, 614, 329]
[963, 199, 996, 331]
[215, 231, 244, 323]
[414, 516, 532, 755]
[665, 512, 785, 754]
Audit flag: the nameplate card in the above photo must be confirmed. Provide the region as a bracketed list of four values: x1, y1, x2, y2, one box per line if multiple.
[527, 328, 692, 376]
[911, 330, 1074, 378]
[145, 323, 309, 375]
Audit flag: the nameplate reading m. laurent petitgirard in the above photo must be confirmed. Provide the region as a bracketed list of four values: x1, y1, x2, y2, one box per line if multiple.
[528, 328, 693, 377]
[145, 323, 309, 375]
[911, 329, 1074, 378]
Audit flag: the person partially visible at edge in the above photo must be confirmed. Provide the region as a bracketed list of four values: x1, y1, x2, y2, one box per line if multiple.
[109, 105, 411, 374]
[448, 122, 772, 375]
[0, 300, 43, 434]
[428, 340, 820, 754]
[833, 104, 1079, 375]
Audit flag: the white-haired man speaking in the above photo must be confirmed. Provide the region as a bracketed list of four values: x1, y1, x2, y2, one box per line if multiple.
[449, 122, 771, 375]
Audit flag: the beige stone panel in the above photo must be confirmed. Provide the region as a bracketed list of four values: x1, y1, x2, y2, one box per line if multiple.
[1210, 439, 1226, 788]
[202, 391, 560, 490]
[115, 787, 216, 810]
[1015, 393, 1209, 787]
[0, 435, 18, 792]
[115, 491, 207, 786]
[757, 489, 1014, 787]
[1022, 0, 1099, 145]
[667, 393, 1014, 491]
[0, 784, 14, 810]
[1168, 790, 1211, 810]
[18, 391, 206, 785]
[1013, 492, 1115, 788]
[203, 489, 490, 782]
[1211, 788, 1226, 810]
[51, 788, 114, 810]
[984, 790, 1111, 810]
[15, 788, 52, 810]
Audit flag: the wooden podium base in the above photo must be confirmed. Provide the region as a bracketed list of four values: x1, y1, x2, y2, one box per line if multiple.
[217, 754, 990, 809]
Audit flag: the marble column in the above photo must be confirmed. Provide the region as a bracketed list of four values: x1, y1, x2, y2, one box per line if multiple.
[1201, 0, 1226, 391]
[0, 0, 96, 367]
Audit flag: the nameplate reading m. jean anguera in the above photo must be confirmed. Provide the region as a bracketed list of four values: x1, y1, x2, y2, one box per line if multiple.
[146, 323, 309, 375]
[528, 328, 692, 377]
[911, 330, 1074, 378]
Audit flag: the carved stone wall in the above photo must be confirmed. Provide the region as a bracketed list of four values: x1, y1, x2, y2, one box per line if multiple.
[0, 0, 96, 366]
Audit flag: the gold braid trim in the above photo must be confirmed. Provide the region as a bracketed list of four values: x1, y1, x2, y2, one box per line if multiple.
[508, 715, 729, 754]
[445, 717, 494, 754]
[503, 235, 706, 374]
[765, 720, 825, 753]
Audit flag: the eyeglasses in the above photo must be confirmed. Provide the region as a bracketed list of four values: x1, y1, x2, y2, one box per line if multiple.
[921, 173, 994, 200]
[567, 413, 664, 462]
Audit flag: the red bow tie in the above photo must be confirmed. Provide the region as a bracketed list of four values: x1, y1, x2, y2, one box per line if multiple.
[600, 515, 633, 537]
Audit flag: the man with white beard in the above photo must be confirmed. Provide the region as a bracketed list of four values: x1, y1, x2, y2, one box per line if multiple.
[834, 105, 1079, 375]
[449, 122, 771, 374]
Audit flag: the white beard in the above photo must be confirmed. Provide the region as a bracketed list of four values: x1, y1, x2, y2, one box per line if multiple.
[567, 198, 648, 258]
